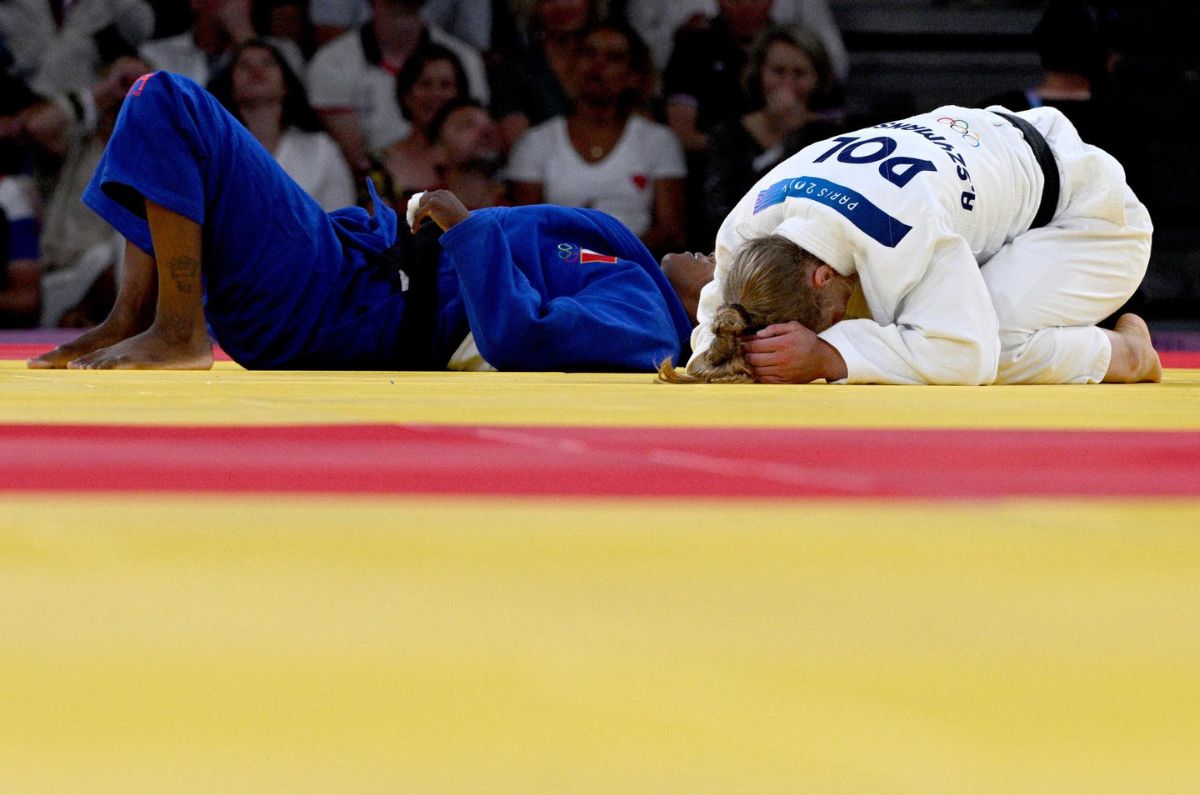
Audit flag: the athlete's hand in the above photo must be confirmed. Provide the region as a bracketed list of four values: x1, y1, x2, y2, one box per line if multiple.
[742, 321, 848, 383]
[410, 190, 471, 233]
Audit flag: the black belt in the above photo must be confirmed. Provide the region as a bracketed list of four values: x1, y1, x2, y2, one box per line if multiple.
[993, 111, 1060, 229]
[372, 221, 445, 370]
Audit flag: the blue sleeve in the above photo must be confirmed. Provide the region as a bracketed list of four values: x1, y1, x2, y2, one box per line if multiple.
[438, 212, 684, 372]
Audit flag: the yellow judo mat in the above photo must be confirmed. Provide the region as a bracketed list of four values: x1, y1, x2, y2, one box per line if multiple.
[2, 359, 1199, 793]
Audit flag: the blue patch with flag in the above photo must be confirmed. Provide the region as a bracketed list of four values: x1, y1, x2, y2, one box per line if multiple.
[753, 176, 912, 248]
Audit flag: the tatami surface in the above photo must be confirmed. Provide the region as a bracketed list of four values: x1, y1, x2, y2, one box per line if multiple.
[2, 344, 1199, 792]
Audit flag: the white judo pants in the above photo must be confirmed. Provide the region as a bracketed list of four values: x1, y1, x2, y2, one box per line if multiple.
[980, 107, 1153, 384]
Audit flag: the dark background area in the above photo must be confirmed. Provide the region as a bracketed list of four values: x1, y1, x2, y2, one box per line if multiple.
[827, 0, 1199, 326]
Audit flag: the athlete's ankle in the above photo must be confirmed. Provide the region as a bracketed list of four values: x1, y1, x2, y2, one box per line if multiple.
[148, 313, 208, 342]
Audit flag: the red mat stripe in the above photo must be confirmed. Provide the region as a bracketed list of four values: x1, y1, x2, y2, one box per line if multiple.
[1160, 351, 1200, 367]
[2, 424, 1198, 498]
[1, 346, 1198, 367]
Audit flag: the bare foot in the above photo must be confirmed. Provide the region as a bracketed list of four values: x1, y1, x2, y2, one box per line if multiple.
[66, 326, 214, 370]
[1108, 313, 1162, 383]
[27, 311, 150, 369]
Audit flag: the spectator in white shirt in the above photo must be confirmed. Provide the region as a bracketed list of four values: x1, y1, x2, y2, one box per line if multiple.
[507, 22, 686, 256]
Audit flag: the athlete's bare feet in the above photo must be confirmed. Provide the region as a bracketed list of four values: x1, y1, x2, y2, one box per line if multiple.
[1103, 313, 1162, 383]
[66, 325, 214, 370]
[26, 310, 151, 369]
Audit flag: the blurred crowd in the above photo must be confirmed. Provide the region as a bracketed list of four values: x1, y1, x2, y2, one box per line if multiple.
[0, 0, 1195, 329]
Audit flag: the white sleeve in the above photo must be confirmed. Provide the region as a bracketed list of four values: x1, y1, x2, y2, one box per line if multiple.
[688, 273, 722, 366]
[818, 234, 1001, 385]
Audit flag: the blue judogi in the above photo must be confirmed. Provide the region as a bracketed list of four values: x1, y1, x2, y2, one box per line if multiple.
[83, 71, 690, 371]
[433, 205, 691, 371]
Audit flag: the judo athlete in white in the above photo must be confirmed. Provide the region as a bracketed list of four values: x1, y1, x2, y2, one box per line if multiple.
[675, 105, 1161, 385]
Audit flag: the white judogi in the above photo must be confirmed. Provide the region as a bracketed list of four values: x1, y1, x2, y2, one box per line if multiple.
[691, 105, 1152, 384]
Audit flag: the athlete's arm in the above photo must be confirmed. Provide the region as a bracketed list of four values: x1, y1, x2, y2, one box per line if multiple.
[819, 236, 1001, 385]
[438, 210, 681, 371]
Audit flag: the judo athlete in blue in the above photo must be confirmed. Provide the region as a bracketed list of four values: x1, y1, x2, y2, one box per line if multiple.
[29, 72, 692, 372]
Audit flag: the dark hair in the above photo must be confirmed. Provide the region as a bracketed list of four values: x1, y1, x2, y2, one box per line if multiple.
[578, 20, 654, 112]
[206, 38, 321, 132]
[1034, 0, 1107, 81]
[742, 25, 841, 111]
[393, 43, 470, 122]
[427, 96, 489, 144]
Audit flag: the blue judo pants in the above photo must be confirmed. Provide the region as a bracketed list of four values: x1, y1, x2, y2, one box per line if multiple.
[83, 71, 416, 369]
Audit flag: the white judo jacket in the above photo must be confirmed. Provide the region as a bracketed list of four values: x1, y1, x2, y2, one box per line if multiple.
[691, 106, 1050, 385]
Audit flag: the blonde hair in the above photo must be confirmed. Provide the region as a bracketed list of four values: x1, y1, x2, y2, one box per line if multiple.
[658, 235, 827, 384]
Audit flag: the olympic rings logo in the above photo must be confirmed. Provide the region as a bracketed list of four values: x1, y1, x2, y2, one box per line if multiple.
[557, 242, 578, 261]
[937, 116, 981, 147]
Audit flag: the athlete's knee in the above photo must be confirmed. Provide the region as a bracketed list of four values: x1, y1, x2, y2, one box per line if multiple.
[120, 71, 206, 118]
[114, 70, 226, 156]
[115, 71, 178, 125]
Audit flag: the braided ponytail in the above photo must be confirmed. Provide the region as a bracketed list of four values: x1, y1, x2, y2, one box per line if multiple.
[658, 234, 827, 384]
